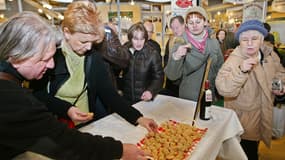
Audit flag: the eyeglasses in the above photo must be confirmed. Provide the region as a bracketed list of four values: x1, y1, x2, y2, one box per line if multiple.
[240, 36, 261, 44]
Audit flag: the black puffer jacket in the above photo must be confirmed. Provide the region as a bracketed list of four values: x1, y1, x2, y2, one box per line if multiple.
[94, 26, 129, 90]
[120, 42, 163, 104]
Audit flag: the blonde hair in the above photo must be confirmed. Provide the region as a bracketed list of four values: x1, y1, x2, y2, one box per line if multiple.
[62, 1, 103, 34]
[0, 11, 57, 61]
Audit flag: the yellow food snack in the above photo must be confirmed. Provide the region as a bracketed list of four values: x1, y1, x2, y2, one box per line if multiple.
[87, 112, 94, 117]
[139, 121, 206, 160]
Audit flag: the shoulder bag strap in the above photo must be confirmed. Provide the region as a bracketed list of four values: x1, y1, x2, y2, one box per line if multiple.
[0, 72, 21, 85]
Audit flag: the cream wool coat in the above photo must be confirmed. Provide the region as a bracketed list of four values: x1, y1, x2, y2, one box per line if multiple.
[215, 43, 285, 147]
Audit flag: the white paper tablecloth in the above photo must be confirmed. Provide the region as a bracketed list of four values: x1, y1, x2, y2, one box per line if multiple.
[79, 95, 247, 160]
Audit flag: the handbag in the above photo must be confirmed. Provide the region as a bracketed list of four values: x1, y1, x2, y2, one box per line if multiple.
[274, 95, 285, 105]
[272, 105, 285, 139]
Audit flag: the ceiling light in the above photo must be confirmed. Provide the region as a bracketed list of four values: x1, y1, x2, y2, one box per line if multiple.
[129, 0, 135, 5]
[58, 14, 64, 20]
[50, 0, 73, 2]
[41, 1, 53, 10]
[45, 13, 52, 20]
[38, 8, 43, 13]
[145, 0, 170, 2]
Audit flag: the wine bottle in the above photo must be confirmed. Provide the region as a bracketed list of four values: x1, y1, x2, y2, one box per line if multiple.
[199, 80, 212, 120]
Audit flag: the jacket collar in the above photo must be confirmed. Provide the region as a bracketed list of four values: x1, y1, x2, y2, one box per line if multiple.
[232, 43, 273, 60]
[0, 60, 25, 85]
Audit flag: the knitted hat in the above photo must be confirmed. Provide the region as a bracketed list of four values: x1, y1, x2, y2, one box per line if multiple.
[235, 20, 268, 40]
[187, 6, 208, 21]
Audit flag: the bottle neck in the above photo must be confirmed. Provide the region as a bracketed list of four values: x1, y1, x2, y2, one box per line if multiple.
[205, 80, 210, 90]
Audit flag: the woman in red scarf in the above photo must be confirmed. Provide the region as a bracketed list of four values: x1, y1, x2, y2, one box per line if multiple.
[164, 6, 224, 102]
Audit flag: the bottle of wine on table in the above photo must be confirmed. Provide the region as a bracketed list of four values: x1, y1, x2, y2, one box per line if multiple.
[199, 80, 212, 120]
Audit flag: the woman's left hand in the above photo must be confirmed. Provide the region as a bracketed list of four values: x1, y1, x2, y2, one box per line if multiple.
[137, 117, 158, 133]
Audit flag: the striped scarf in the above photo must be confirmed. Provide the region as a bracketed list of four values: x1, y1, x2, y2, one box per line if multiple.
[185, 29, 208, 53]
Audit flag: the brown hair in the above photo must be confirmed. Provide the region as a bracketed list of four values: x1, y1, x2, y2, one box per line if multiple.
[127, 22, 148, 41]
[170, 15, 184, 26]
[185, 12, 206, 24]
[216, 29, 227, 39]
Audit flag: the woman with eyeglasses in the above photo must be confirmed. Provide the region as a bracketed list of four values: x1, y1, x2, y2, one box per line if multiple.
[216, 20, 285, 160]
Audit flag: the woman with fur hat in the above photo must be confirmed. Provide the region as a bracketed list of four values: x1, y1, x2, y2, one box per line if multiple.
[164, 6, 224, 102]
[215, 19, 285, 160]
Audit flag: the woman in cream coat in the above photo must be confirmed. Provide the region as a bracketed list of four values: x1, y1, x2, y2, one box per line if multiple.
[215, 20, 285, 160]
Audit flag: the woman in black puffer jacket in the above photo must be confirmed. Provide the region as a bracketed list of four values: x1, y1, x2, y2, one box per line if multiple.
[119, 22, 164, 104]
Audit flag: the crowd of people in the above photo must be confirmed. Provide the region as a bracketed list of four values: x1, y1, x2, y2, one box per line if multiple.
[0, 1, 157, 160]
[0, 1, 284, 160]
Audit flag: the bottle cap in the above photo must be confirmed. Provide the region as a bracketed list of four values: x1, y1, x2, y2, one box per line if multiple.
[205, 80, 210, 89]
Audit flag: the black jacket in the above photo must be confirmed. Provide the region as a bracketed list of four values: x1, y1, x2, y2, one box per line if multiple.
[95, 26, 129, 89]
[147, 39, 162, 61]
[0, 61, 122, 160]
[31, 47, 142, 123]
[120, 42, 163, 104]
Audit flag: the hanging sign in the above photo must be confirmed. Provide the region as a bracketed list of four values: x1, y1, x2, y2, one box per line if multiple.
[242, 1, 267, 22]
[171, 0, 197, 16]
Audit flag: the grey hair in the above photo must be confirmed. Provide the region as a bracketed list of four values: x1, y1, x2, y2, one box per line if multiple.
[0, 11, 59, 61]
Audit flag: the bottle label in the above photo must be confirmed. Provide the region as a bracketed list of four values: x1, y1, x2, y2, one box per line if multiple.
[205, 90, 212, 102]
[205, 107, 211, 119]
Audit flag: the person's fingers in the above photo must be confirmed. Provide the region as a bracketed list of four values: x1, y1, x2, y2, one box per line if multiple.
[76, 112, 88, 117]
[74, 116, 89, 121]
[137, 155, 154, 160]
[74, 112, 93, 121]
[137, 155, 145, 160]
[77, 112, 94, 118]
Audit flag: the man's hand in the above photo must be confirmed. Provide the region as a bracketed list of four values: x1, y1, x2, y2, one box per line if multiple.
[121, 144, 151, 160]
[137, 117, 158, 133]
[67, 106, 94, 124]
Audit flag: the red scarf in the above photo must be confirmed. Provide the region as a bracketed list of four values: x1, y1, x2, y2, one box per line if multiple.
[186, 29, 208, 53]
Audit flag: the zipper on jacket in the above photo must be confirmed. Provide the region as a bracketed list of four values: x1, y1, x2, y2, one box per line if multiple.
[131, 53, 136, 103]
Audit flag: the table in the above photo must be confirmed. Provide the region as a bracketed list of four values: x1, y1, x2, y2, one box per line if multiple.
[79, 95, 247, 160]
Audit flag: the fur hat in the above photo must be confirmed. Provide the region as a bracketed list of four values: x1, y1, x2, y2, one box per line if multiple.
[235, 20, 268, 40]
[187, 6, 208, 21]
